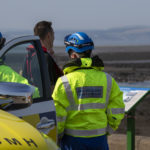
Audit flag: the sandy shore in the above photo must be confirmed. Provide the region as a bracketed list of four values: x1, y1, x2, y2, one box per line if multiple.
[54, 45, 150, 82]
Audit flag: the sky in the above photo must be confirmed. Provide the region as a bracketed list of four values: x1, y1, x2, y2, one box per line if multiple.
[0, 0, 150, 31]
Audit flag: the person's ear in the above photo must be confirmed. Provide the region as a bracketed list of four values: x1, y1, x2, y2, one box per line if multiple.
[70, 52, 79, 59]
[47, 32, 53, 41]
[47, 32, 50, 39]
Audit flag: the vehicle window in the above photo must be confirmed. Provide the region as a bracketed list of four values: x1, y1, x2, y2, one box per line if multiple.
[1, 43, 43, 97]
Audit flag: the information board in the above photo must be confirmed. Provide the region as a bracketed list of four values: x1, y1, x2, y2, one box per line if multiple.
[120, 87, 150, 113]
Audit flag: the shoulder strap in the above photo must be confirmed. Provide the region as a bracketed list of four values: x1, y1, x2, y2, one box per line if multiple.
[26, 50, 36, 77]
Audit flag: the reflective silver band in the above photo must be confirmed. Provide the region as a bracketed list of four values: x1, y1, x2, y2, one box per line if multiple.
[111, 108, 125, 114]
[61, 76, 76, 110]
[66, 103, 106, 111]
[78, 103, 106, 110]
[64, 125, 115, 137]
[107, 108, 125, 115]
[57, 116, 66, 122]
[65, 127, 106, 137]
[105, 73, 112, 106]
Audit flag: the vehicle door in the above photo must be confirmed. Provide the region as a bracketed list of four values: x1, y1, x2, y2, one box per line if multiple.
[0, 36, 57, 142]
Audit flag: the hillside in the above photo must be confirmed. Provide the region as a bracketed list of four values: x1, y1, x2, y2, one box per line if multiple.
[2, 26, 150, 46]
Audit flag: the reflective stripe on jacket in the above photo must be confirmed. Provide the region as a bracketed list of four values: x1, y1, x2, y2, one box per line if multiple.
[52, 57, 125, 138]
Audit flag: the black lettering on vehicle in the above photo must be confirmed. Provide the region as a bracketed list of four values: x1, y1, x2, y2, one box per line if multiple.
[4, 138, 22, 145]
[23, 138, 38, 148]
[0, 141, 2, 144]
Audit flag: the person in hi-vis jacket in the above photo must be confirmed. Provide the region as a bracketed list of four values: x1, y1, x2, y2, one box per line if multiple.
[52, 32, 125, 150]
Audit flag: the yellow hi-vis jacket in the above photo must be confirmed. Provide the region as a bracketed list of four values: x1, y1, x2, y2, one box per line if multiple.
[0, 64, 39, 98]
[52, 57, 125, 138]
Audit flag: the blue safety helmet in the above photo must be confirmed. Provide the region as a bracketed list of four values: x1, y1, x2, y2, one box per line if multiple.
[0, 32, 2, 39]
[64, 32, 94, 53]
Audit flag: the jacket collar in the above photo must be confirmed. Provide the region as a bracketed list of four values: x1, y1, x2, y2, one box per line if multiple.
[63, 55, 104, 75]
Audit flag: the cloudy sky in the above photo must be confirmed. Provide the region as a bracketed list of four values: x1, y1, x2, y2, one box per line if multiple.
[0, 0, 150, 31]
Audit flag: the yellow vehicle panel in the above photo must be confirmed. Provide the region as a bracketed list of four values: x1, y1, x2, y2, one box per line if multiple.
[22, 114, 57, 142]
[0, 110, 58, 150]
[9, 100, 57, 142]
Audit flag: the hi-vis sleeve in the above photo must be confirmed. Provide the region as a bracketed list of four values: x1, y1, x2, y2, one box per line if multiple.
[107, 77, 125, 133]
[52, 77, 70, 138]
[0, 65, 40, 99]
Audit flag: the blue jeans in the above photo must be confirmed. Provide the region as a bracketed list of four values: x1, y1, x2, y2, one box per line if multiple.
[60, 134, 109, 150]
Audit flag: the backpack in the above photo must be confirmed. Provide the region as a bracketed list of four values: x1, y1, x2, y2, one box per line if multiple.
[23, 45, 36, 85]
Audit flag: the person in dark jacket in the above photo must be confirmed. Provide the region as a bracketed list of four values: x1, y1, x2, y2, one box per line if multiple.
[34, 21, 63, 85]
[52, 32, 125, 150]
[23, 21, 63, 92]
